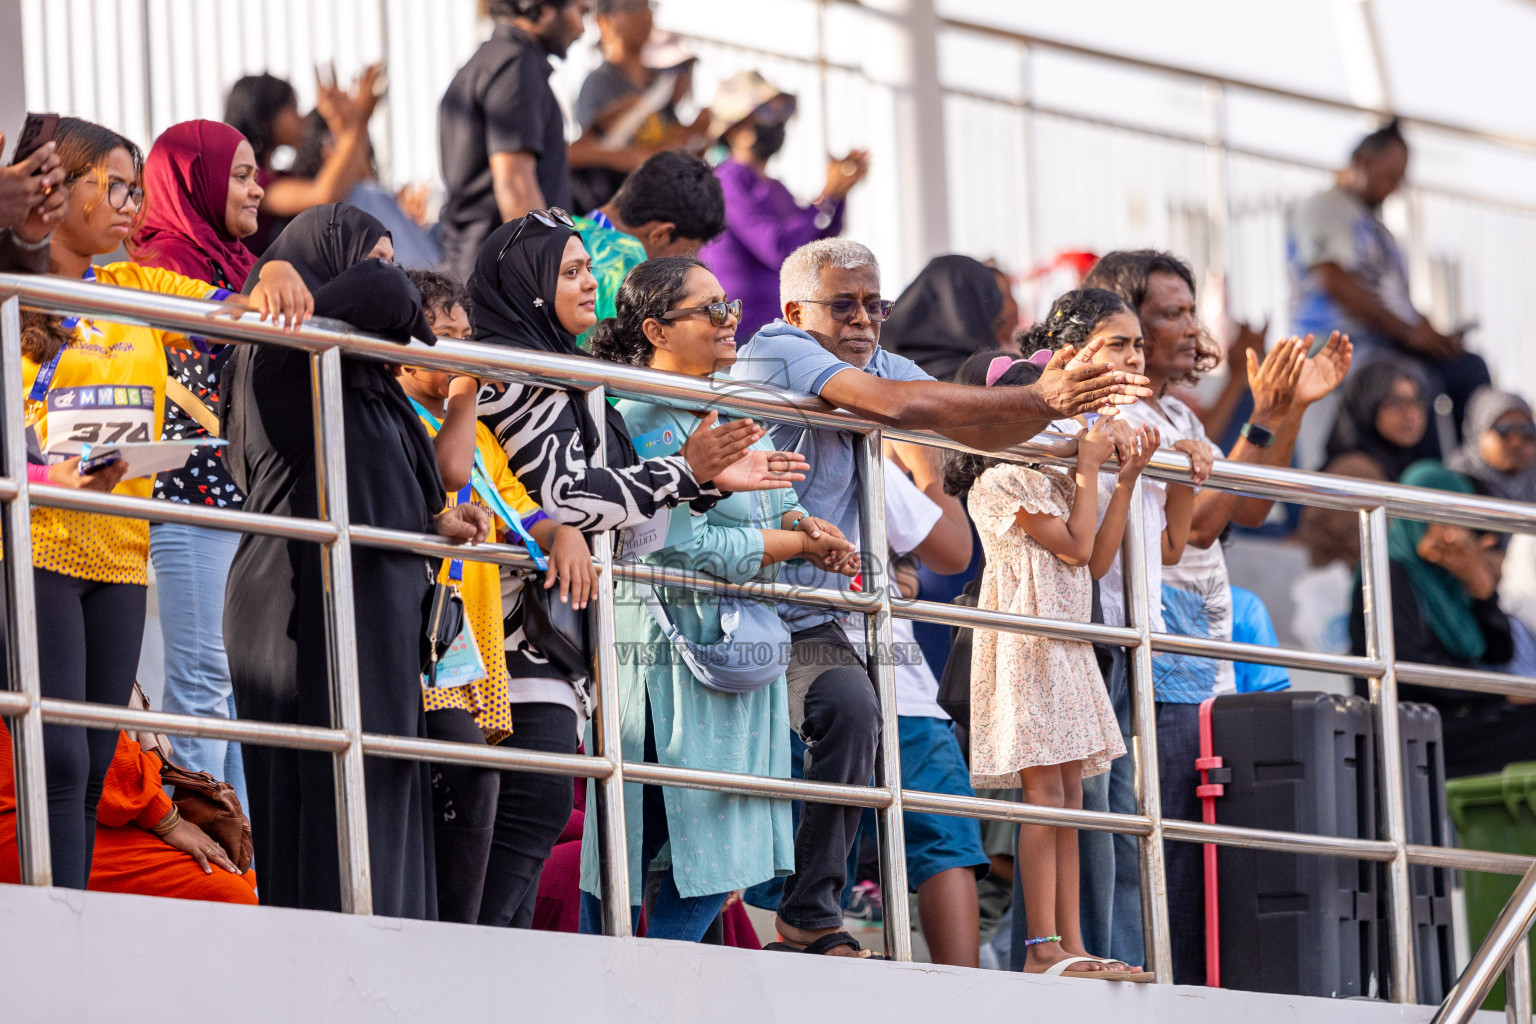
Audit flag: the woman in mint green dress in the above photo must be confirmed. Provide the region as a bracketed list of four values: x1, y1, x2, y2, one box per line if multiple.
[578, 256, 858, 939]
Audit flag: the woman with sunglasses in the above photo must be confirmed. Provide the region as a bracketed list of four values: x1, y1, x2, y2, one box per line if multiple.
[19, 117, 308, 890]
[469, 209, 811, 929]
[576, 256, 856, 939]
[1448, 387, 1536, 504]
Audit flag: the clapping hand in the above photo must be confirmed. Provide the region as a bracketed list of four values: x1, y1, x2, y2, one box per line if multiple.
[1293, 331, 1352, 408]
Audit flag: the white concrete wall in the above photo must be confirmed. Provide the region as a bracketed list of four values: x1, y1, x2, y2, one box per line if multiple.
[0, 882, 1507, 1024]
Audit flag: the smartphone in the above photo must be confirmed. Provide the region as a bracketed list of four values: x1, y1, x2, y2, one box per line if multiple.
[10, 113, 59, 169]
[78, 449, 122, 475]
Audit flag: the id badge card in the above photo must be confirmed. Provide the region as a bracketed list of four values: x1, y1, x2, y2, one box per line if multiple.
[423, 619, 488, 691]
[44, 385, 155, 460]
[620, 423, 695, 559]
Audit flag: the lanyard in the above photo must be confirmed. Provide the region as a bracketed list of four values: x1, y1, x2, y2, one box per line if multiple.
[446, 484, 470, 581]
[587, 209, 616, 231]
[409, 398, 548, 571]
[31, 268, 98, 402]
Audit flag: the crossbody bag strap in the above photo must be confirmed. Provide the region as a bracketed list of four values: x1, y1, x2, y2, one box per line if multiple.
[165, 375, 222, 437]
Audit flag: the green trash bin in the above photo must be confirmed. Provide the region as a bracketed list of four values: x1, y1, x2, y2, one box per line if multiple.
[1446, 762, 1536, 1012]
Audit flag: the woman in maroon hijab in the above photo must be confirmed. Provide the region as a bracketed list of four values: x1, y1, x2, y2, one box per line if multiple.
[126, 119, 283, 809]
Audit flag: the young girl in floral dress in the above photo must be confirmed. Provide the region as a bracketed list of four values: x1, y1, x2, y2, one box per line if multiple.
[947, 311, 1158, 981]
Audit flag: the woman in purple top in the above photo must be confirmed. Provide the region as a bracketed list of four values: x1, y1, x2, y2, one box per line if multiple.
[699, 71, 869, 338]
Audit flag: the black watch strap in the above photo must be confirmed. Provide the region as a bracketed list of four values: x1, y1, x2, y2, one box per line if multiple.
[1240, 421, 1275, 448]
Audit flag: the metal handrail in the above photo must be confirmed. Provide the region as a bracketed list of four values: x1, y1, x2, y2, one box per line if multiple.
[2, 275, 1532, 1013]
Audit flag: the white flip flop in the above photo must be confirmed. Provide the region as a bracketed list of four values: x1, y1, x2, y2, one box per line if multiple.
[1043, 955, 1153, 982]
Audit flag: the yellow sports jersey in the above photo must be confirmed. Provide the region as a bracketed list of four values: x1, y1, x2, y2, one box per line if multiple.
[23, 263, 225, 585]
[417, 415, 545, 744]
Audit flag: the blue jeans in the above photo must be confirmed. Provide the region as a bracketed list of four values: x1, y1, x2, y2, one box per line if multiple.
[579, 875, 731, 942]
[149, 521, 247, 810]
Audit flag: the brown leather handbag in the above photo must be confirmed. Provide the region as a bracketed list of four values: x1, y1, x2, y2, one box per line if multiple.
[129, 682, 254, 873]
[156, 757, 254, 874]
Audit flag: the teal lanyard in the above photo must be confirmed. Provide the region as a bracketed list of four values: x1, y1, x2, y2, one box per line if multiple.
[410, 398, 548, 571]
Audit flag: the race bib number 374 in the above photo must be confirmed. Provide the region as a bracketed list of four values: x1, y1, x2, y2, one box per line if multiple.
[44, 384, 156, 459]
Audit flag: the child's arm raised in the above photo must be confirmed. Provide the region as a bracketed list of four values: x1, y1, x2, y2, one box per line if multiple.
[433, 375, 482, 493]
[1015, 417, 1116, 568]
[1162, 439, 1211, 565]
[1088, 423, 1159, 579]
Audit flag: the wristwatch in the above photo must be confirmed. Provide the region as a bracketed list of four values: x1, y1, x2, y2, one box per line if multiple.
[1240, 421, 1275, 448]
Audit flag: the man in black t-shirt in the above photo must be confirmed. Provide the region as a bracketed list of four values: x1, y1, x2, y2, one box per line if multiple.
[437, 0, 591, 281]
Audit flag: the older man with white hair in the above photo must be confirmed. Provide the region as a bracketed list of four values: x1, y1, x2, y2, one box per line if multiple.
[728, 238, 1151, 959]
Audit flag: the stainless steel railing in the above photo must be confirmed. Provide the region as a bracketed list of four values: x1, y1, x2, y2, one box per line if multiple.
[3, 273, 1535, 1015]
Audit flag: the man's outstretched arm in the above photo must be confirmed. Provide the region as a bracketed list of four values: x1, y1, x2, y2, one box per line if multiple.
[818, 340, 1152, 452]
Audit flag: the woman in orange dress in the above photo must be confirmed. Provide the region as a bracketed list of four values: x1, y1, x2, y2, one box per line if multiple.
[0, 718, 256, 904]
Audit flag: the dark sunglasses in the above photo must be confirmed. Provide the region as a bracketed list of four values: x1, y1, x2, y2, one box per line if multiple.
[658, 299, 742, 328]
[496, 207, 577, 270]
[796, 297, 895, 323]
[1492, 421, 1536, 441]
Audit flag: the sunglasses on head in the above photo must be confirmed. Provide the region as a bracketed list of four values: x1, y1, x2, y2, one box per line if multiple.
[795, 297, 895, 323]
[1492, 421, 1536, 441]
[658, 299, 742, 328]
[496, 207, 577, 270]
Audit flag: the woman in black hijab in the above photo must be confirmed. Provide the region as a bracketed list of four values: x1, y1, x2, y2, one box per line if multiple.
[881, 254, 1009, 381]
[223, 203, 488, 919]
[471, 211, 809, 928]
[1323, 361, 1431, 482]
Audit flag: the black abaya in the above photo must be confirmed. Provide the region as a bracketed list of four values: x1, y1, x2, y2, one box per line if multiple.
[223, 204, 445, 918]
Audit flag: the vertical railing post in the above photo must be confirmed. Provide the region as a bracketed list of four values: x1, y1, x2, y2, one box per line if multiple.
[1123, 476, 1173, 982]
[311, 348, 372, 914]
[1018, 43, 1040, 275]
[0, 294, 50, 885]
[1361, 505, 1416, 1001]
[586, 387, 633, 938]
[857, 431, 912, 961]
[1508, 935, 1533, 1024]
[1203, 81, 1232, 283]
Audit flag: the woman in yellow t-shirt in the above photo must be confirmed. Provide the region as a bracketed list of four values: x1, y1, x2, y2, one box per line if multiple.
[19, 117, 309, 890]
[397, 268, 597, 924]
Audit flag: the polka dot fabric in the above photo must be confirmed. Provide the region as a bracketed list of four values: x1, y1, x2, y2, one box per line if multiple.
[24, 264, 219, 585]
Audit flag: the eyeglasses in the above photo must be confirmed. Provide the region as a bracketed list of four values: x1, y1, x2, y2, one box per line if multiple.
[658, 299, 742, 328]
[795, 297, 895, 323]
[496, 207, 577, 270]
[1492, 421, 1536, 441]
[66, 177, 144, 212]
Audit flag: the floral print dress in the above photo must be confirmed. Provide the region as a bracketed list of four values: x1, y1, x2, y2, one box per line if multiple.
[967, 463, 1125, 787]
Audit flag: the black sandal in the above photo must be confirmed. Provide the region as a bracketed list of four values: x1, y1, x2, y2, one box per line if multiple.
[765, 930, 889, 960]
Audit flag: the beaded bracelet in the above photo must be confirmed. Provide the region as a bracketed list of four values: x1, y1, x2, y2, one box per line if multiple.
[1023, 935, 1062, 947]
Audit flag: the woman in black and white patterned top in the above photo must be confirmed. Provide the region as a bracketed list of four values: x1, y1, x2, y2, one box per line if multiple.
[467, 211, 807, 928]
